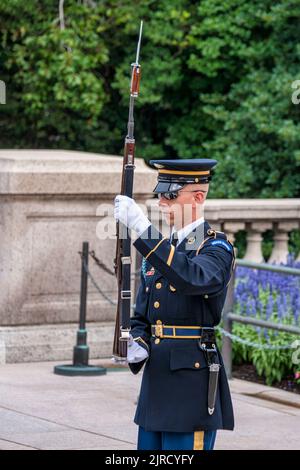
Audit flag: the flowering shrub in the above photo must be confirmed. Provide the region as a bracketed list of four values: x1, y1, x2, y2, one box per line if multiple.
[231, 255, 300, 386]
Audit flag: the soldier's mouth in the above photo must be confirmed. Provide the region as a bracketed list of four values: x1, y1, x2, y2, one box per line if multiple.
[161, 209, 173, 217]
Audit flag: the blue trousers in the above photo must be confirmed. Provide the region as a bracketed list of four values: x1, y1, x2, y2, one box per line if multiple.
[138, 426, 217, 450]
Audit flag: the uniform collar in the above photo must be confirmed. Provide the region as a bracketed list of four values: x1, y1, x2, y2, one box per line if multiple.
[171, 217, 205, 246]
[152, 218, 211, 282]
[176, 219, 211, 252]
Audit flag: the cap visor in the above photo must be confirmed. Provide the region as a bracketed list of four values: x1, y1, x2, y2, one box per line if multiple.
[153, 182, 185, 193]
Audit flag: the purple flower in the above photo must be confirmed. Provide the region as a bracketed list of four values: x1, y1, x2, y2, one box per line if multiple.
[235, 259, 300, 326]
[266, 294, 273, 320]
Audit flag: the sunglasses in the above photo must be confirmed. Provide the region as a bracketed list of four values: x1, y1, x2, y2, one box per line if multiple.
[158, 190, 207, 201]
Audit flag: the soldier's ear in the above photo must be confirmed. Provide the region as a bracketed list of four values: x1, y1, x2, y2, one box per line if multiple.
[194, 191, 206, 204]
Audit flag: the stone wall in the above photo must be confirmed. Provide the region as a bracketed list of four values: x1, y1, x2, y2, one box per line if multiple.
[0, 150, 299, 363]
[0, 150, 156, 363]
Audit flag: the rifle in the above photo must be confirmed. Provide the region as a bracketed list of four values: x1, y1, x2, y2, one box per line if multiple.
[113, 21, 143, 361]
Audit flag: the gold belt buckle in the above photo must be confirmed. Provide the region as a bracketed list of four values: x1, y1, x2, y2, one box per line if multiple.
[155, 321, 163, 338]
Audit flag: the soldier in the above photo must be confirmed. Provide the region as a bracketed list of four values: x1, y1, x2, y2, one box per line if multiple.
[114, 159, 235, 450]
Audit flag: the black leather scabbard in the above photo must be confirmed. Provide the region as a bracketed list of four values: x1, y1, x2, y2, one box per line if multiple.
[208, 363, 221, 415]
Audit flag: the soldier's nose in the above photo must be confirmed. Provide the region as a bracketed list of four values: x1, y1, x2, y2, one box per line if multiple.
[159, 200, 170, 209]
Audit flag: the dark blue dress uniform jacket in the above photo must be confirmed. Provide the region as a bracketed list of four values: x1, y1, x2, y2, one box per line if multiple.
[129, 220, 235, 433]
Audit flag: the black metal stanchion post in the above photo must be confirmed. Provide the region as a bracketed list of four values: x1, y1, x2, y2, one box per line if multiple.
[73, 241, 89, 367]
[54, 242, 107, 376]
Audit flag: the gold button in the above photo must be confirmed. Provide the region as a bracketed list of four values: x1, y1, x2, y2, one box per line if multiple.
[156, 319, 162, 325]
[188, 237, 195, 244]
[155, 338, 160, 344]
[169, 285, 176, 292]
[154, 301, 160, 308]
[194, 362, 200, 369]
[156, 282, 162, 289]
[204, 294, 208, 299]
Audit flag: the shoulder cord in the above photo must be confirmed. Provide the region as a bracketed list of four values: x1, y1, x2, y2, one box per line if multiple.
[195, 229, 236, 298]
[141, 229, 236, 293]
[141, 257, 148, 281]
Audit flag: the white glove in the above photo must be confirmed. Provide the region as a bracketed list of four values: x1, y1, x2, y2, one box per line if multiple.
[127, 335, 149, 364]
[114, 195, 151, 237]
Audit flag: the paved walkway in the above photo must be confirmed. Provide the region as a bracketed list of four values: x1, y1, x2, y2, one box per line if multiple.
[0, 360, 299, 450]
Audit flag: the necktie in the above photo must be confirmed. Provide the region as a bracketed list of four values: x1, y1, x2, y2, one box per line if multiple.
[170, 232, 178, 247]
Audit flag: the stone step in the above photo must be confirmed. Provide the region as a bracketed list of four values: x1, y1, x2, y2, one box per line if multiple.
[0, 322, 115, 364]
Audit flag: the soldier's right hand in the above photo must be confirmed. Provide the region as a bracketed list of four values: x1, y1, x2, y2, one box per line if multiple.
[127, 334, 149, 363]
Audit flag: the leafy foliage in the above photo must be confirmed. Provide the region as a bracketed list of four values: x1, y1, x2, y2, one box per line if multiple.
[1, 0, 300, 198]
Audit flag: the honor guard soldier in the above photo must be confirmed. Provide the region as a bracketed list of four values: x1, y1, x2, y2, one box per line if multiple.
[114, 159, 235, 450]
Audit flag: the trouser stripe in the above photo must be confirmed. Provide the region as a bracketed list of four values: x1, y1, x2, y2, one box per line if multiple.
[193, 431, 204, 450]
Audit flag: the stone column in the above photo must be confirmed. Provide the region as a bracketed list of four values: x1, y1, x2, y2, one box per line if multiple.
[269, 222, 299, 264]
[223, 222, 246, 245]
[210, 222, 222, 232]
[243, 222, 273, 263]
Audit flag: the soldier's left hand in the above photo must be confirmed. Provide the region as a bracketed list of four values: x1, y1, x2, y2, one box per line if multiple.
[114, 195, 151, 236]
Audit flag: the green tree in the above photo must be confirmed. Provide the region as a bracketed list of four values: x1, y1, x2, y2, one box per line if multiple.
[1, 0, 300, 198]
